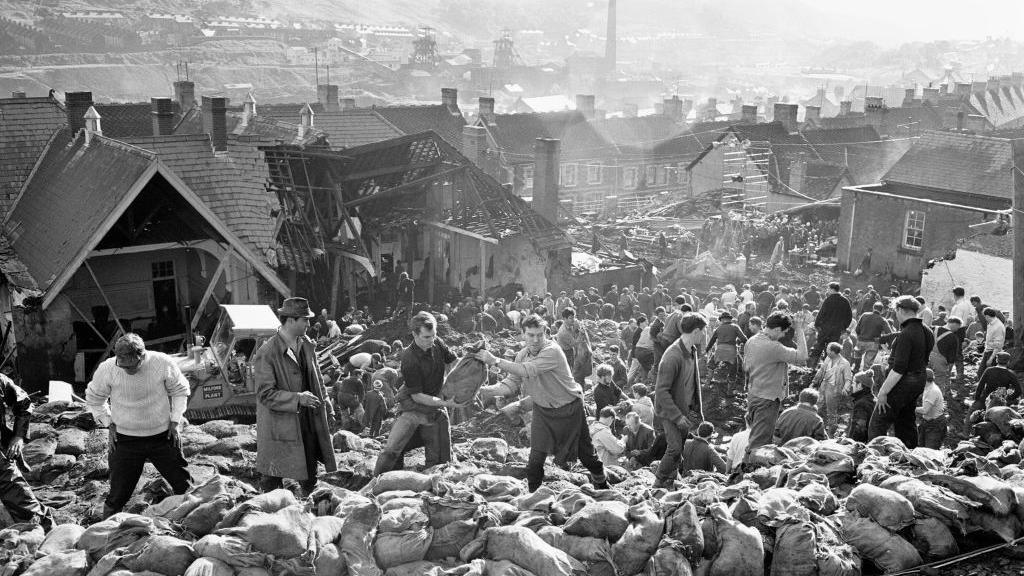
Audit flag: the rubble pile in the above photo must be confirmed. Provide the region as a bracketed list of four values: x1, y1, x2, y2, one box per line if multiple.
[3, 391, 1024, 575]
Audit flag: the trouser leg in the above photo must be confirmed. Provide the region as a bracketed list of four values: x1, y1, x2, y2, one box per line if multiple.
[574, 408, 606, 487]
[373, 411, 423, 476]
[421, 409, 452, 468]
[0, 458, 50, 526]
[654, 421, 685, 486]
[743, 397, 780, 463]
[525, 448, 548, 492]
[260, 475, 284, 492]
[636, 432, 665, 467]
[862, 346, 879, 369]
[105, 434, 148, 513]
[867, 403, 894, 441]
[148, 434, 192, 496]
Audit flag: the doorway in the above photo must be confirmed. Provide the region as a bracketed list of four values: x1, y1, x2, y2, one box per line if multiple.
[151, 260, 180, 337]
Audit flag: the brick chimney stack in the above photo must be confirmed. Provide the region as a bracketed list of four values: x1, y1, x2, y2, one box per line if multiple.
[663, 96, 684, 122]
[462, 125, 489, 171]
[955, 83, 972, 99]
[65, 91, 94, 136]
[479, 97, 495, 122]
[921, 88, 939, 105]
[903, 88, 916, 106]
[740, 104, 757, 124]
[317, 84, 338, 111]
[804, 105, 821, 126]
[533, 138, 561, 226]
[864, 97, 885, 128]
[441, 88, 459, 113]
[201, 96, 228, 151]
[575, 95, 595, 120]
[773, 103, 798, 133]
[766, 96, 779, 121]
[173, 80, 195, 111]
[151, 97, 175, 136]
[839, 101, 852, 116]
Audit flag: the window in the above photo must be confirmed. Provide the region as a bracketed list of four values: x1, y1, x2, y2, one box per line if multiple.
[645, 165, 657, 186]
[623, 167, 638, 189]
[521, 165, 533, 190]
[677, 162, 690, 186]
[560, 163, 577, 187]
[587, 164, 603, 184]
[903, 210, 925, 249]
[657, 166, 668, 186]
[151, 260, 175, 279]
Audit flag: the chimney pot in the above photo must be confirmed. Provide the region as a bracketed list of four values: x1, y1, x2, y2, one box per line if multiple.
[533, 138, 560, 225]
[243, 92, 257, 122]
[575, 95, 595, 120]
[773, 103, 799, 133]
[201, 95, 229, 151]
[65, 91, 94, 136]
[663, 96, 683, 122]
[151, 97, 175, 136]
[441, 88, 459, 112]
[173, 80, 195, 111]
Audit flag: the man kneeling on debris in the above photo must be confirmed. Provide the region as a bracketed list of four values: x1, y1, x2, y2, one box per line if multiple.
[477, 314, 609, 492]
[0, 374, 53, 529]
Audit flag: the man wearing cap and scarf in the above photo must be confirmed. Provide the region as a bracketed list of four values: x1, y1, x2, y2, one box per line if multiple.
[706, 310, 747, 383]
[86, 333, 192, 518]
[253, 297, 337, 494]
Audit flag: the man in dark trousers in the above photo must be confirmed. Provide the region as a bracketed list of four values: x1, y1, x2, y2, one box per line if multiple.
[0, 374, 53, 528]
[375, 311, 464, 474]
[854, 302, 892, 371]
[812, 282, 853, 368]
[252, 298, 337, 495]
[868, 296, 934, 448]
[970, 351, 1021, 415]
[653, 313, 708, 489]
[478, 315, 609, 492]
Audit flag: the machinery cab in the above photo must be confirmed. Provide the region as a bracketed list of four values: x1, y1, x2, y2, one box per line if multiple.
[182, 305, 281, 421]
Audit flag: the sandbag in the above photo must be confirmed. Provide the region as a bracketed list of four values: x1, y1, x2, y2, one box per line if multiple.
[315, 543, 346, 576]
[553, 491, 595, 517]
[182, 494, 232, 536]
[646, 540, 694, 576]
[479, 526, 586, 576]
[337, 493, 383, 576]
[967, 508, 1021, 542]
[611, 502, 664, 576]
[217, 488, 298, 529]
[236, 506, 313, 558]
[537, 526, 612, 564]
[986, 406, 1021, 436]
[55, 428, 89, 456]
[426, 520, 477, 560]
[365, 471, 437, 496]
[664, 501, 703, 565]
[192, 534, 267, 567]
[237, 568, 273, 576]
[184, 557, 234, 576]
[771, 521, 817, 576]
[912, 517, 958, 560]
[77, 513, 166, 562]
[511, 486, 557, 512]
[706, 503, 763, 576]
[919, 472, 1016, 516]
[21, 549, 88, 576]
[473, 474, 525, 502]
[846, 483, 916, 531]
[794, 448, 856, 487]
[22, 437, 57, 468]
[745, 444, 796, 469]
[878, 475, 974, 531]
[121, 535, 197, 576]
[839, 513, 922, 573]
[441, 352, 489, 403]
[563, 501, 629, 542]
[471, 438, 509, 462]
[423, 494, 484, 528]
[797, 482, 838, 515]
[384, 561, 443, 576]
[816, 541, 861, 576]
[311, 515, 347, 549]
[199, 420, 237, 439]
[757, 488, 806, 527]
[38, 523, 86, 555]
[379, 507, 429, 533]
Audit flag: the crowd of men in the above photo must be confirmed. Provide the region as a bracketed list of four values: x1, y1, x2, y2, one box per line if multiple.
[0, 274, 1009, 537]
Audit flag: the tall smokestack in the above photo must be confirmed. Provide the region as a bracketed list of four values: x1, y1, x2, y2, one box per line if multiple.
[605, 0, 616, 75]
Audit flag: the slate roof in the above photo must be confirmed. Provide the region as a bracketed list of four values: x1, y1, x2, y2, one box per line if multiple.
[258, 103, 460, 150]
[882, 131, 1019, 201]
[3, 128, 156, 292]
[802, 161, 850, 200]
[0, 96, 66, 217]
[486, 110, 617, 161]
[93, 102, 184, 138]
[969, 86, 1024, 129]
[374, 104, 466, 150]
[173, 107, 325, 147]
[123, 133, 278, 261]
[591, 115, 687, 152]
[802, 126, 912, 185]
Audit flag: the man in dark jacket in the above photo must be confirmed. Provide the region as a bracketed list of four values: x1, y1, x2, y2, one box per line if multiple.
[812, 282, 853, 368]
[593, 364, 626, 414]
[653, 313, 708, 488]
[0, 375, 53, 528]
[803, 285, 821, 311]
[970, 351, 1021, 414]
[623, 411, 655, 462]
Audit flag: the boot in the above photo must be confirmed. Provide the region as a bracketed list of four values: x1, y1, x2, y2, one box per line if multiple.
[100, 504, 118, 521]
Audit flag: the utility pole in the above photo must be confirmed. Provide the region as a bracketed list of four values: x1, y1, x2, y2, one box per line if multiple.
[1014, 159, 1024, 353]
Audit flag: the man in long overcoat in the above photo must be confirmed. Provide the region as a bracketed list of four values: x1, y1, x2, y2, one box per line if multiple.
[254, 297, 337, 494]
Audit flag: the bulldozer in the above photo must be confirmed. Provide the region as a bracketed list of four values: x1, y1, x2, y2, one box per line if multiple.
[179, 304, 362, 422]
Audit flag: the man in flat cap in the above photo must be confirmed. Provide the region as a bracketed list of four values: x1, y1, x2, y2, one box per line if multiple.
[86, 332, 191, 518]
[254, 297, 337, 495]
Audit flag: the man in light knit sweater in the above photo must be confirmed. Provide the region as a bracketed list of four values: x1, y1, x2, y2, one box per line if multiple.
[86, 333, 191, 519]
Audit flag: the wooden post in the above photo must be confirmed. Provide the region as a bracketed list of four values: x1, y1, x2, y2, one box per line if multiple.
[191, 249, 232, 330]
[1014, 163, 1024, 349]
[479, 238, 486, 297]
[83, 260, 125, 334]
[330, 252, 342, 317]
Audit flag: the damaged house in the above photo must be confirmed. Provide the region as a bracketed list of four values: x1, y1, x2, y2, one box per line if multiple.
[259, 130, 572, 309]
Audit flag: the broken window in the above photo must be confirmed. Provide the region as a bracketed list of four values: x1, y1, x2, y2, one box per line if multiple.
[903, 209, 925, 249]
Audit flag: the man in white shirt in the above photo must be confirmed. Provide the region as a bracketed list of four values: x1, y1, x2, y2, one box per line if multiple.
[86, 333, 191, 519]
[740, 284, 755, 306]
[589, 406, 626, 467]
[811, 342, 853, 436]
[721, 284, 738, 309]
[950, 286, 974, 384]
[915, 368, 946, 449]
[981, 307, 1005, 372]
